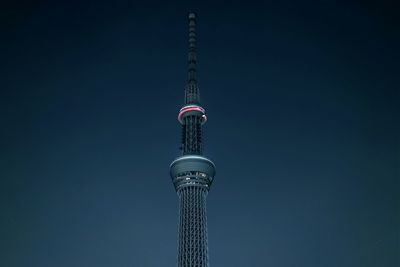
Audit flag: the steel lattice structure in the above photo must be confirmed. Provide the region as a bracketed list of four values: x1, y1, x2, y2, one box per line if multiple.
[170, 12, 216, 267]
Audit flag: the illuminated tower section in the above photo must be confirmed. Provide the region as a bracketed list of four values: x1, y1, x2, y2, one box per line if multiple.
[170, 12, 215, 267]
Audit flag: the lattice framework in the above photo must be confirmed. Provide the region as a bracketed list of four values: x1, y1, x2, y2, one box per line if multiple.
[177, 186, 209, 267]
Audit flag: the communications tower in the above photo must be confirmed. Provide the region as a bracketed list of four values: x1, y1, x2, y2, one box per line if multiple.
[170, 12, 216, 267]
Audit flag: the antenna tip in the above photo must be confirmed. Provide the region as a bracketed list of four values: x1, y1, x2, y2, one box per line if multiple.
[188, 12, 196, 19]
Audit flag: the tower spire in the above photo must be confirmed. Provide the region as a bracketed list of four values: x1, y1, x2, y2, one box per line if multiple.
[185, 12, 200, 104]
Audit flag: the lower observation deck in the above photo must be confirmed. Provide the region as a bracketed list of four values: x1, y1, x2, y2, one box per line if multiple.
[170, 155, 216, 191]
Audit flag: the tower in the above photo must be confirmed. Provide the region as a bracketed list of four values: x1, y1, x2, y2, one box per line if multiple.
[170, 12, 216, 267]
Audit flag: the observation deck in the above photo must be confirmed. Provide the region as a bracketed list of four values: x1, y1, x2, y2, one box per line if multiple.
[178, 104, 207, 125]
[170, 155, 216, 191]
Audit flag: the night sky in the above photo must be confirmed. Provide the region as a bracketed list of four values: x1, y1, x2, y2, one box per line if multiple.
[1, 1, 399, 266]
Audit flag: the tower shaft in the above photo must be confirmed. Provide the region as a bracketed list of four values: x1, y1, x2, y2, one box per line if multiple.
[178, 187, 209, 266]
[170, 12, 216, 267]
[182, 115, 202, 155]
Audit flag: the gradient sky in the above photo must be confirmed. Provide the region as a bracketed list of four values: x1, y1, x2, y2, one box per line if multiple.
[1, 1, 399, 266]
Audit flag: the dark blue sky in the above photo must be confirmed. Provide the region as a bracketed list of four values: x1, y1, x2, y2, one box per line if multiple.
[1, 1, 399, 266]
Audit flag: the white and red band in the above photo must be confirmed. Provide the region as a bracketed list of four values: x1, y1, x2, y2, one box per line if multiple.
[178, 105, 207, 124]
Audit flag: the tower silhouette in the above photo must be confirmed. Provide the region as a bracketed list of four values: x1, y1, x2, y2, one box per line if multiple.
[170, 12, 216, 267]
